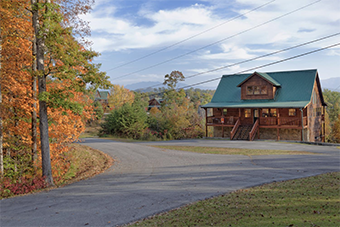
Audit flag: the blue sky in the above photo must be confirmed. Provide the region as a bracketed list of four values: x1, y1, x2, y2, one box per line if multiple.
[81, 0, 340, 89]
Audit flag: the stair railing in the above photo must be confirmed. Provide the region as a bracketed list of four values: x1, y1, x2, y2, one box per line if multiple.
[230, 118, 240, 140]
[249, 119, 259, 141]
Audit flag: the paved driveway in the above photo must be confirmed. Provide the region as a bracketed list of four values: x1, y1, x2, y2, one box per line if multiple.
[1, 139, 339, 227]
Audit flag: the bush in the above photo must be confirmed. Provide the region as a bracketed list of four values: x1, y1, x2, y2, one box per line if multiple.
[101, 102, 148, 139]
[0, 175, 47, 199]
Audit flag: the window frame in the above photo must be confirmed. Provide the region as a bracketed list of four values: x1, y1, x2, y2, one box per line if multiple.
[262, 108, 269, 117]
[246, 85, 268, 95]
[270, 109, 277, 117]
[245, 109, 251, 118]
[288, 109, 296, 117]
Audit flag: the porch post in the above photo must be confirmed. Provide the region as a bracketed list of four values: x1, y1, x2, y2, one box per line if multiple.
[205, 108, 208, 137]
[277, 109, 280, 141]
[322, 106, 326, 142]
[300, 108, 304, 141]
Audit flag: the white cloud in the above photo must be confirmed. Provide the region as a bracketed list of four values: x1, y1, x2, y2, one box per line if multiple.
[84, 0, 340, 82]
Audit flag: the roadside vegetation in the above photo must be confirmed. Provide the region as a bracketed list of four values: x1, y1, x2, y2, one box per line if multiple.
[0, 144, 112, 199]
[99, 71, 213, 141]
[323, 89, 340, 143]
[150, 145, 316, 156]
[131, 172, 340, 227]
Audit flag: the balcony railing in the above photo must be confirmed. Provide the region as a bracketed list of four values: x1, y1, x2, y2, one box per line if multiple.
[208, 116, 307, 127]
[207, 116, 239, 125]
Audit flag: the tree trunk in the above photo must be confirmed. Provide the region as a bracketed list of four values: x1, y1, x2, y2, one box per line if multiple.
[31, 8, 37, 163]
[32, 0, 54, 185]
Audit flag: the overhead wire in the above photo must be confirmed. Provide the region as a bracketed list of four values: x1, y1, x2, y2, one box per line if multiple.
[179, 43, 340, 90]
[146, 42, 340, 97]
[105, 0, 275, 72]
[111, 0, 321, 81]
[146, 32, 340, 89]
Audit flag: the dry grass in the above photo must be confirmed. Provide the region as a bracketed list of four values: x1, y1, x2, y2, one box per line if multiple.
[150, 145, 316, 157]
[59, 143, 113, 186]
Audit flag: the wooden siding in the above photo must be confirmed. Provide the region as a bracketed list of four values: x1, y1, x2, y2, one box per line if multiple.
[307, 80, 323, 142]
[240, 74, 275, 100]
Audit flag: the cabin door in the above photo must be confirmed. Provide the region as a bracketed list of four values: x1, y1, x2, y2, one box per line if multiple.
[253, 109, 259, 123]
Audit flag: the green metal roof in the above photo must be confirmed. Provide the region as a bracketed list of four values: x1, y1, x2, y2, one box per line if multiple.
[237, 71, 281, 87]
[98, 91, 110, 100]
[203, 69, 322, 109]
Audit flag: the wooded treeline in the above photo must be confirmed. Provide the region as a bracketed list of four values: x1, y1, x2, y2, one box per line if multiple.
[100, 71, 214, 140]
[323, 89, 340, 143]
[0, 0, 111, 197]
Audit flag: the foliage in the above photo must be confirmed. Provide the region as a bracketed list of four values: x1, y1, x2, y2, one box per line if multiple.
[101, 100, 148, 139]
[163, 70, 184, 89]
[330, 114, 340, 143]
[101, 72, 207, 141]
[108, 84, 134, 109]
[0, 175, 47, 199]
[323, 89, 340, 142]
[0, 0, 111, 190]
[93, 100, 104, 120]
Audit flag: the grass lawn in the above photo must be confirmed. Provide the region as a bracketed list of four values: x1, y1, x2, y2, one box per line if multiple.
[150, 145, 316, 157]
[131, 172, 340, 227]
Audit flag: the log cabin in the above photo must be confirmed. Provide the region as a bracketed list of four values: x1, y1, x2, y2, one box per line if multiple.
[202, 69, 326, 142]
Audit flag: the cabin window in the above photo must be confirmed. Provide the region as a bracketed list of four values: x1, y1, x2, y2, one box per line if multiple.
[270, 109, 277, 117]
[247, 86, 253, 95]
[223, 109, 227, 116]
[316, 107, 322, 116]
[254, 86, 260, 95]
[289, 109, 296, 116]
[247, 86, 268, 95]
[262, 109, 269, 117]
[245, 109, 251, 118]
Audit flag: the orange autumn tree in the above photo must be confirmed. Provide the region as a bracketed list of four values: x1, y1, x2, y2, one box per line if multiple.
[30, 0, 111, 185]
[0, 0, 35, 178]
[1, 0, 111, 192]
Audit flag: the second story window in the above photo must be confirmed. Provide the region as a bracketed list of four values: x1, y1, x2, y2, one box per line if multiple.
[247, 86, 267, 95]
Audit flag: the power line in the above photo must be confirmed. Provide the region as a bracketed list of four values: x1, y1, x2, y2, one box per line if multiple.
[106, 0, 275, 72]
[111, 0, 321, 81]
[146, 32, 340, 89]
[179, 43, 340, 90]
[147, 42, 339, 96]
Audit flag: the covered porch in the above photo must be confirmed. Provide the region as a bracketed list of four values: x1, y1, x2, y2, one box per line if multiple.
[204, 107, 311, 141]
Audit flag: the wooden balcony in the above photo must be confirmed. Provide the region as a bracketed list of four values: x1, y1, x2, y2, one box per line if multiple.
[260, 116, 307, 128]
[207, 116, 239, 126]
[207, 116, 307, 129]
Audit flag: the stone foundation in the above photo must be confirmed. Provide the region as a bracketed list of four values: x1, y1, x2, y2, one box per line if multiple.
[259, 128, 308, 141]
[213, 126, 232, 138]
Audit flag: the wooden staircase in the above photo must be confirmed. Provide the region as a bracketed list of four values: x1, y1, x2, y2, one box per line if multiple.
[234, 125, 252, 140]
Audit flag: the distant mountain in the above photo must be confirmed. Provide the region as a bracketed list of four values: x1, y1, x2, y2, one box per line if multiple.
[321, 77, 340, 91]
[125, 81, 215, 92]
[125, 81, 164, 91]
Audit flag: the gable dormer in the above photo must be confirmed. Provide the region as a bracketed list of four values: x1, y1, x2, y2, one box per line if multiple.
[237, 72, 281, 100]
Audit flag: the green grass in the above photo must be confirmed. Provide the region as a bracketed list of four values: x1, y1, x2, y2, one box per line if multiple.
[131, 172, 340, 227]
[150, 145, 316, 157]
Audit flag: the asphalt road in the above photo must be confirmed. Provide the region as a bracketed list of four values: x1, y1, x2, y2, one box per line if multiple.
[1, 139, 339, 227]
